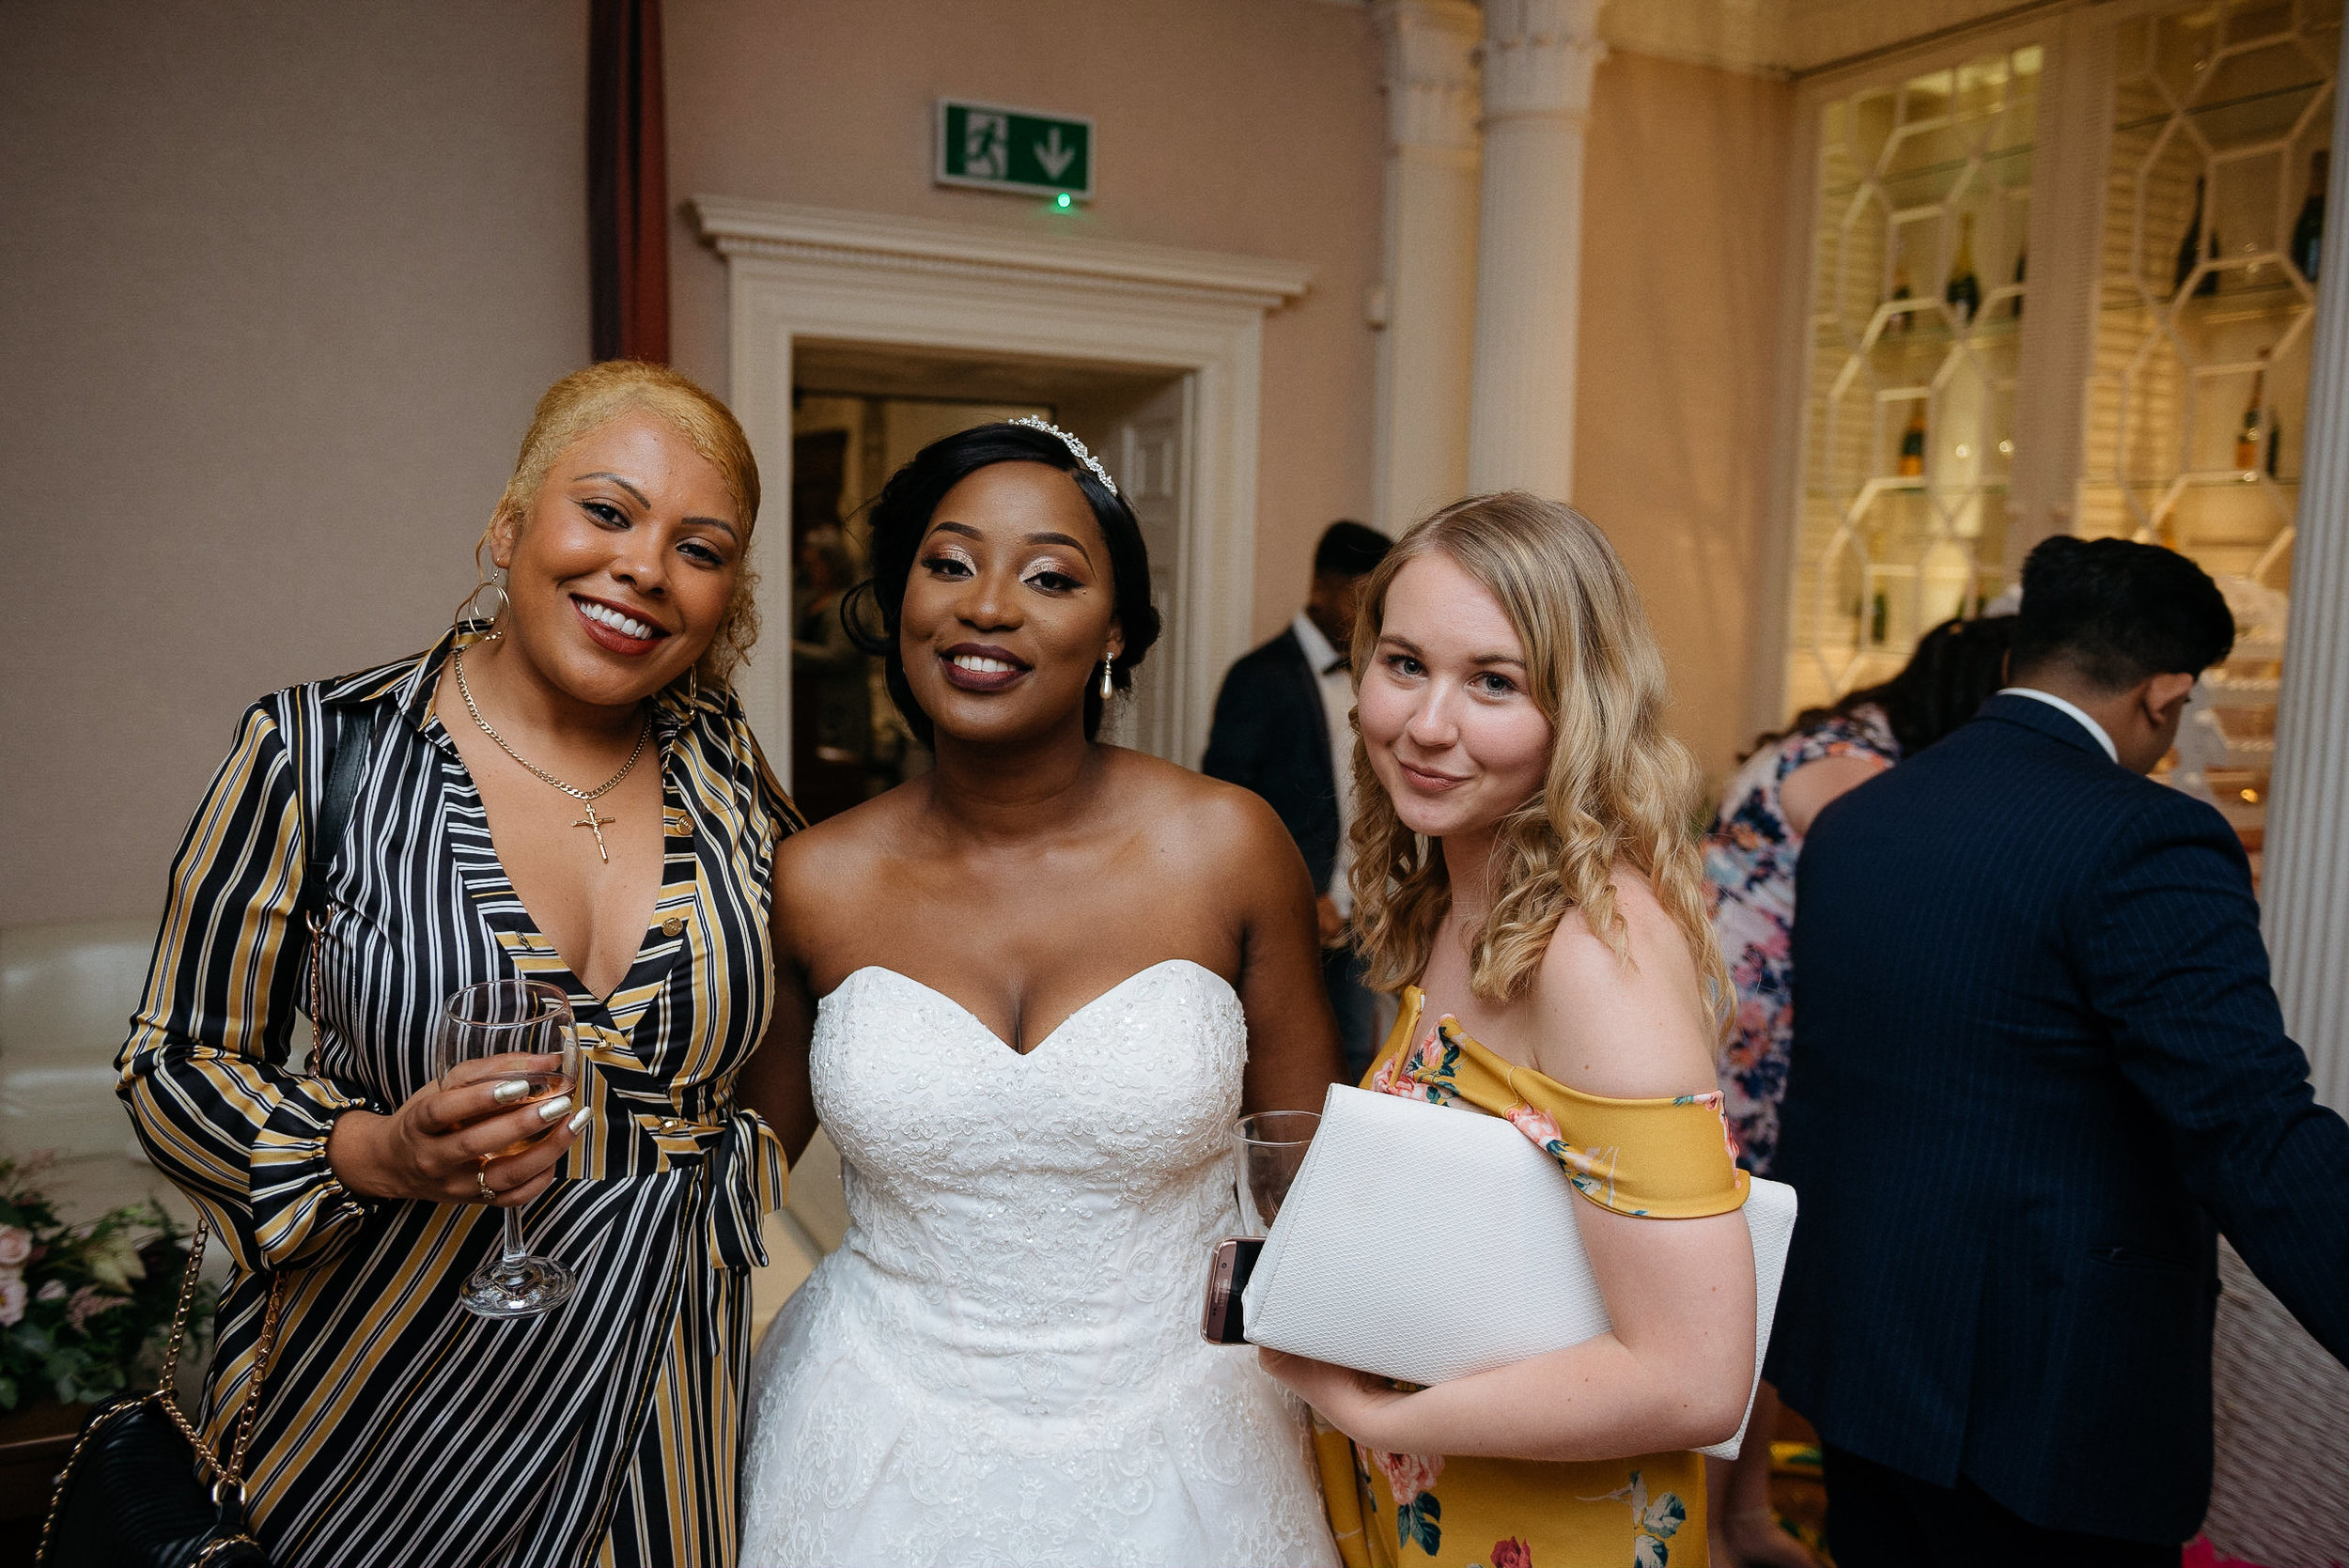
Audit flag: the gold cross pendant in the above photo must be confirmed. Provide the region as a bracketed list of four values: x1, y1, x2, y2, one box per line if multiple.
[574, 800, 614, 862]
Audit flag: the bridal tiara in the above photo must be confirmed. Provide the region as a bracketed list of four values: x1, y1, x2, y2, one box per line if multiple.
[1011, 415, 1119, 498]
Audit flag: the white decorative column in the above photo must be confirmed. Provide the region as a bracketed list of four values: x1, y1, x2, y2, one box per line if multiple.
[2261, 17, 2349, 1117]
[1370, 0, 1483, 536]
[1465, 0, 1606, 502]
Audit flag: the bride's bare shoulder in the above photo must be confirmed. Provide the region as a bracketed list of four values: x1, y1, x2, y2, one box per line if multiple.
[1104, 746, 1299, 869]
[772, 781, 923, 900]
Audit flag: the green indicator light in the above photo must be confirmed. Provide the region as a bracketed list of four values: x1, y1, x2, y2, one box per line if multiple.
[1056, 192, 1072, 210]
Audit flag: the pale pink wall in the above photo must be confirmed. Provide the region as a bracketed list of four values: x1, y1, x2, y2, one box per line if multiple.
[1575, 52, 1797, 784]
[1, 2, 589, 925]
[4, 4, 1787, 929]
[662, 0, 1385, 644]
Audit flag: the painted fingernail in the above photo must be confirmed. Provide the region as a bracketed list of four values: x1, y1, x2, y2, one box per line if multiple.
[491, 1080, 530, 1104]
[536, 1094, 575, 1123]
[567, 1107, 591, 1133]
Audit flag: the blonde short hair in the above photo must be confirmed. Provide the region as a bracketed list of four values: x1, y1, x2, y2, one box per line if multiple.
[486, 361, 762, 684]
[1346, 492, 1731, 1037]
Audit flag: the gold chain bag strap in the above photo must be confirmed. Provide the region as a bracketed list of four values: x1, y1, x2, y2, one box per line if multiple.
[158, 1224, 293, 1508]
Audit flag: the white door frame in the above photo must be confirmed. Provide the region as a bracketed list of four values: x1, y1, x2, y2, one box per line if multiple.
[691, 197, 1313, 782]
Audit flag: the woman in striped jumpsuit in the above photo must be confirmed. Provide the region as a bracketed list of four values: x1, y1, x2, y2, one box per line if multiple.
[117, 362, 810, 1566]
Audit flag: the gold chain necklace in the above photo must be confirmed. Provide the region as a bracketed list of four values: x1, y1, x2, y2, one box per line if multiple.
[452, 645, 649, 862]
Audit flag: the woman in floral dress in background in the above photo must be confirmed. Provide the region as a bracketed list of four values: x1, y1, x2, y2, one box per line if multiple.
[1699, 613, 2013, 1567]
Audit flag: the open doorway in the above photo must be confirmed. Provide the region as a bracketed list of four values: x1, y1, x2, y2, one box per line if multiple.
[784, 339, 1194, 824]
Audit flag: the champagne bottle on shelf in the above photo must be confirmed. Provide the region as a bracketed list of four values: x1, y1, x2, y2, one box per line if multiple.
[2234, 380, 2262, 471]
[2236, 349, 2278, 475]
[2009, 244, 2027, 319]
[1870, 592, 1890, 645]
[2176, 176, 2221, 298]
[1945, 213, 1981, 326]
[1888, 237, 1913, 335]
[2294, 149, 2327, 284]
[1899, 405, 1927, 478]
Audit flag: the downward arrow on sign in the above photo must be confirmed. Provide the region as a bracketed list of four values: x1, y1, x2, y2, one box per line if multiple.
[1035, 127, 1076, 181]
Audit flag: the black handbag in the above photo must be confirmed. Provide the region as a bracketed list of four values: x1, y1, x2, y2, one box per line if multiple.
[37, 1223, 288, 1568]
[39, 703, 378, 1567]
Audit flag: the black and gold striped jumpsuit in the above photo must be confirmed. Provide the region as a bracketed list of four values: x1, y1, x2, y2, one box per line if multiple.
[119, 630, 798, 1566]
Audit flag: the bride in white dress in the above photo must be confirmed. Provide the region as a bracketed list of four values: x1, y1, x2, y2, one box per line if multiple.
[735, 420, 1344, 1568]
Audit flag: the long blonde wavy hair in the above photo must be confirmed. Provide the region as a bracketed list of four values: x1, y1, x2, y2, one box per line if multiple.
[1346, 492, 1730, 1040]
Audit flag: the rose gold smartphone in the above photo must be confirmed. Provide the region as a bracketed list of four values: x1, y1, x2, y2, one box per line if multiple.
[1199, 1236, 1265, 1345]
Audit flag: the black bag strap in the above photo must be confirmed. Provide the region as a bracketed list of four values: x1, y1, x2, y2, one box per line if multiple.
[304, 706, 376, 920]
[300, 704, 384, 1027]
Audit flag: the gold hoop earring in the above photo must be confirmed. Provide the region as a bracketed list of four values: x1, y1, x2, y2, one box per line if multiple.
[1099, 656, 1115, 701]
[455, 573, 509, 641]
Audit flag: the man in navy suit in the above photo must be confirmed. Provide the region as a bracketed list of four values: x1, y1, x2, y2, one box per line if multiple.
[1769, 536, 2349, 1565]
[1203, 520, 1392, 1079]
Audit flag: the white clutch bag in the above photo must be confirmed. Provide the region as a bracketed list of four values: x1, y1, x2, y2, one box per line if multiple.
[1240, 1083, 1797, 1461]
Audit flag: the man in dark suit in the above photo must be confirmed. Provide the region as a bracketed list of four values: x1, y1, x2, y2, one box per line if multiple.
[1202, 520, 1392, 1079]
[1769, 536, 2349, 1565]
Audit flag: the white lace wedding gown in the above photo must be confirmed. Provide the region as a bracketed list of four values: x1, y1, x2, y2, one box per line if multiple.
[739, 959, 1340, 1568]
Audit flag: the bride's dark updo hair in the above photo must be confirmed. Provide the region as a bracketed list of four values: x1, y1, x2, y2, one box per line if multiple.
[844, 421, 1162, 747]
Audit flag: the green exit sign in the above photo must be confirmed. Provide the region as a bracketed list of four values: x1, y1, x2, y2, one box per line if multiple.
[937, 100, 1094, 202]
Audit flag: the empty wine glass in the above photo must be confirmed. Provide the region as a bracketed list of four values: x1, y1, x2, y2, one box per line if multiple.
[1234, 1110, 1319, 1236]
[438, 979, 579, 1318]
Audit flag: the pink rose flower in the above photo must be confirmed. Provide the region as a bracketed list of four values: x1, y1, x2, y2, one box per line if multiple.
[0, 1226, 30, 1268]
[1371, 1448, 1444, 1501]
[1492, 1538, 1533, 1568]
[1405, 1029, 1438, 1075]
[0, 1272, 24, 1327]
[1504, 1103, 1563, 1151]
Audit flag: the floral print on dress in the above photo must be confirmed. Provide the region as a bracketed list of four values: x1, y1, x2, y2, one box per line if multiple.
[1580, 1469, 1688, 1567]
[1371, 1450, 1446, 1555]
[1372, 1023, 1462, 1106]
[1701, 704, 1898, 1175]
[1377, 1018, 1646, 1211]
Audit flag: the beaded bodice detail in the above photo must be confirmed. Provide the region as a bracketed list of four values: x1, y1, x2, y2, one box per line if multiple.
[739, 960, 1337, 1568]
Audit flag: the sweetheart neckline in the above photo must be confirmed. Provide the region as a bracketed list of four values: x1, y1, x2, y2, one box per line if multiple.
[821, 958, 1237, 1059]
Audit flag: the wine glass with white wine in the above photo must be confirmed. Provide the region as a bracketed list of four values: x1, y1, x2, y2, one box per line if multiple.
[438, 979, 580, 1318]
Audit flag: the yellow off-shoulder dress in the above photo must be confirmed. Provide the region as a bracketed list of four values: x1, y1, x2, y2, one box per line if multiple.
[1315, 986, 1749, 1568]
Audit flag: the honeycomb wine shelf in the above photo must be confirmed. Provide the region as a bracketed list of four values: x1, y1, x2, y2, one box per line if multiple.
[1779, 0, 2340, 856]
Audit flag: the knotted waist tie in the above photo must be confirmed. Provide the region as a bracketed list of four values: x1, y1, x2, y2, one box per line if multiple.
[649, 1110, 791, 1272]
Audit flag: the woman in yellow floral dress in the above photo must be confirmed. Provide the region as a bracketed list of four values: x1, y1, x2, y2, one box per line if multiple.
[1262, 493, 1757, 1568]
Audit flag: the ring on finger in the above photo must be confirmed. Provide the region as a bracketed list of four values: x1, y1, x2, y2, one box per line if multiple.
[475, 1161, 495, 1203]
